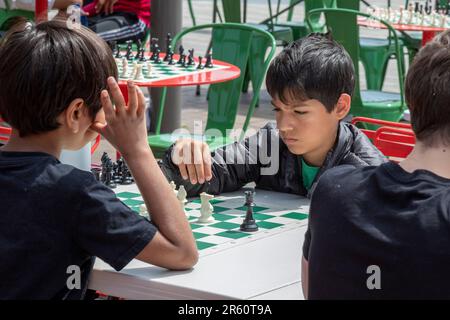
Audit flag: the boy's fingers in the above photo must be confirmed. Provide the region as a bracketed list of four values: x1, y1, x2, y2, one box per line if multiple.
[107, 77, 126, 115]
[186, 163, 198, 184]
[178, 163, 189, 180]
[136, 86, 146, 117]
[193, 144, 205, 183]
[127, 80, 138, 114]
[202, 144, 213, 181]
[100, 90, 114, 120]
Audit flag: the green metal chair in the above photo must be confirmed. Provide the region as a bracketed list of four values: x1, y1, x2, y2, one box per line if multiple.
[307, 8, 406, 125]
[0, 0, 34, 31]
[335, 0, 406, 92]
[147, 23, 276, 158]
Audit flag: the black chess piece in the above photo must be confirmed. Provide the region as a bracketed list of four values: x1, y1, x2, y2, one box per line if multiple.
[139, 47, 147, 62]
[178, 45, 185, 57]
[150, 43, 160, 61]
[135, 40, 142, 60]
[126, 41, 134, 60]
[164, 44, 173, 62]
[150, 38, 158, 53]
[105, 159, 117, 189]
[115, 43, 122, 59]
[187, 49, 195, 66]
[197, 56, 205, 70]
[166, 33, 172, 49]
[240, 190, 258, 232]
[154, 48, 162, 64]
[121, 161, 133, 185]
[180, 54, 187, 68]
[112, 162, 121, 184]
[197, 56, 204, 69]
[167, 51, 176, 65]
[91, 168, 101, 181]
[205, 52, 213, 68]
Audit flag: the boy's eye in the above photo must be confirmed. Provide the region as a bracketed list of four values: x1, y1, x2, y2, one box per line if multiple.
[295, 111, 308, 115]
[272, 108, 280, 112]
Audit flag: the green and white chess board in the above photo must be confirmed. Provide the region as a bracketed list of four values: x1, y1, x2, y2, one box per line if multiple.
[114, 184, 310, 257]
[115, 56, 228, 84]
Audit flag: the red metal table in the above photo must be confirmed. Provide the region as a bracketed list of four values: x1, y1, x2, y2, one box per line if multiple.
[358, 18, 448, 46]
[117, 54, 241, 101]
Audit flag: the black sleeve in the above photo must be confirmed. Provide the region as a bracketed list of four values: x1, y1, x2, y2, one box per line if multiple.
[159, 124, 280, 197]
[74, 176, 157, 271]
[302, 170, 335, 261]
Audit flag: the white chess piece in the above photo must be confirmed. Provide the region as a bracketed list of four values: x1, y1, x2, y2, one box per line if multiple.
[177, 185, 188, 216]
[146, 61, 152, 76]
[197, 192, 215, 224]
[139, 203, 150, 220]
[170, 181, 178, 197]
[134, 64, 144, 81]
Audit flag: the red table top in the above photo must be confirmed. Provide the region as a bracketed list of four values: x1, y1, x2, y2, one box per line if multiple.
[358, 17, 448, 32]
[118, 55, 241, 88]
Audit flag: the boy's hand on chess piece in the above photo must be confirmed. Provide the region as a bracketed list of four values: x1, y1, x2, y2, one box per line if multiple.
[91, 77, 150, 158]
[171, 138, 213, 185]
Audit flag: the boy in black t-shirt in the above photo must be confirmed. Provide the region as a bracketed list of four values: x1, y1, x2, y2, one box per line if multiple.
[302, 30, 450, 299]
[0, 20, 197, 299]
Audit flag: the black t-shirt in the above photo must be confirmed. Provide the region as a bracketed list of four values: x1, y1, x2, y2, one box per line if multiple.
[303, 162, 450, 299]
[0, 151, 157, 299]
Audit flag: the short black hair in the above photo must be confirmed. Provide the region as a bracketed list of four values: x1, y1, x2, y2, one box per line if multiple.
[0, 20, 118, 137]
[266, 33, 355, 112]
[405, 30, 450, 146]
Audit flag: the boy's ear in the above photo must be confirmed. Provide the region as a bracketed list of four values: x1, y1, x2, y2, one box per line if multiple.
[334, 94, 351, 120]
[64, 98, 86, 134]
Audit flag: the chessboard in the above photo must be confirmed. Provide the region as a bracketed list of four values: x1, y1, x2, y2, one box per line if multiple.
[366, 1, 450, 28]
[110, 35, 230, 84]
[114, 183, 310, 257]
[114, 54, 229, 84]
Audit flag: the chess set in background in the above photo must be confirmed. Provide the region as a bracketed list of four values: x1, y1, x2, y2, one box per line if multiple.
[368, 0, 450, 27]
[108, 33, 221, 83]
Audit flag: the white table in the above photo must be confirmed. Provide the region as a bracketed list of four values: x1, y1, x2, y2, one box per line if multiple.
[88, 189, 309, 300]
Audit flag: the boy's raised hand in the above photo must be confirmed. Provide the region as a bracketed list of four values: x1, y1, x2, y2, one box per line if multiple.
[91, 77, 149, 158]
[171, 138, 213, 185]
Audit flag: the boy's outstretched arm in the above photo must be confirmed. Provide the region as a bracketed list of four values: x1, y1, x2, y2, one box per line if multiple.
[92, 78, 198, 270]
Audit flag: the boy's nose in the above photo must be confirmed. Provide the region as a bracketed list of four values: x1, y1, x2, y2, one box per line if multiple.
[277, 115, 294, 133]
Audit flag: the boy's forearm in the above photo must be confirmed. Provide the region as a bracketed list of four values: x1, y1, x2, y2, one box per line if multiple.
[123, 149, 193, 248]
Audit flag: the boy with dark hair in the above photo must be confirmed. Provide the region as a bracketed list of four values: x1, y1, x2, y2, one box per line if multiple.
[302, 30, 450, 299]
[0, 20, 197, 300]
[159, 33, 386, 198]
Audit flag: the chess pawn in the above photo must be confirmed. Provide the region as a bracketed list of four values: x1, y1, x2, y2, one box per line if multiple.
[121, 57, 128, 78]
[177, 185, 188, 215]
[240, 191, 258, 232]
[170, 181, 178, 197]
[197, 192, 215, 224]
[197, 56, 204, 69]
[134, 64, 144, 81]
